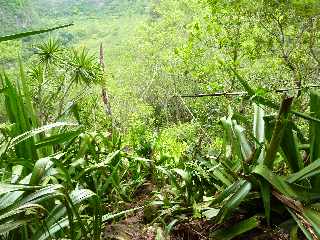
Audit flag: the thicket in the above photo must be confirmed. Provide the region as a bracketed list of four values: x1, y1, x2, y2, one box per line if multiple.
[0, 0, 320, 239]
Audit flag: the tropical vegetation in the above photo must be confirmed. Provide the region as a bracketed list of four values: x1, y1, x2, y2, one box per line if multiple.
[0, 0, 320, 239]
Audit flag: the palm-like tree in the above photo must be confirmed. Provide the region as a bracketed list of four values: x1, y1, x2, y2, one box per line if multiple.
[69, 48, 102, 85]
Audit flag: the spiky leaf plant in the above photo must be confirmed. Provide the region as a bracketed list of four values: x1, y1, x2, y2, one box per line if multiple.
[0, 156, 100, 240]
[69, 48, 103, 85]
[35, 38, 63, 66]
[149, 90, 320, 239]
[208, 94, 320, 239]
[1, 66, 39, 160]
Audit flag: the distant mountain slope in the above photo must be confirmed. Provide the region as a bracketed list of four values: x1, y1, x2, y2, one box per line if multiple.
[34, 0, 147, 18]
[0, 0, 147, 35]
[0, 0, 36, 34]
[0, 0, 149, 66]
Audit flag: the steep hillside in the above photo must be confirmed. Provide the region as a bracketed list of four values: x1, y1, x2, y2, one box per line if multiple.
[0, 0, 36, 34]
[0, 0, 148, 66]
[0, 0, 148, 35]
[34, 0, 147, 18]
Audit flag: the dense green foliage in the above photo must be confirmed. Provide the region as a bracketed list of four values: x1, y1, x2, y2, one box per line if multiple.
[1, 0, 320, 239]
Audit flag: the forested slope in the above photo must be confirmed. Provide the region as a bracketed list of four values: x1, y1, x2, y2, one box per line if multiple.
[0, 0, 34, 33]
[1, 1, 320, 239]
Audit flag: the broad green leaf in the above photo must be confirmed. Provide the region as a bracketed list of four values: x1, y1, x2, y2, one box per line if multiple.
[210, 216, 261, 240]
[36, 217, 69, 240]
[216, 180, 252, 223]
[287, 208, 314, 240]
[0, 220, 29, 235]
[165, 219, 179, 234]
[0, 24, 73, 42]
[173, 168, 191, 182]
[211, 181, 243, 205]
[309, 90, 320, 188]
[221, 116, 234, 162]
[281, 122, 304, 172]
[264, 97, 293, 169]
[202, 208, 219, 219]
[29, 157, 55, 185]
[303, 208, 320, 237]
[0, 203, 45, 223]
[220, 116, 241, 171]
[76, 150, 120, 180]
[102, 206, 143, 222]
[254, 165, 296, 198]
[253, 165, 320, 202]
[35, 129, 81, 149]
[18, 185, 64, 206]
[1, 72, 35, 159]
[0, 175, 32, 210]
[234, 123, 253, 164]
[210, 165, 234, 187]
[287, 159, 320, 184]
[0, 183, 41, 195]
[253, 103, 265, 144]
[260, 179, 271, 224]
[69, 189, 96, 205]
[10, 122, 78, 149]
[11, 165, 24, 184]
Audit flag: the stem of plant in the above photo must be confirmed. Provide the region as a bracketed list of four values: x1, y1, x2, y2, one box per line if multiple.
[264, 95, 294, 169]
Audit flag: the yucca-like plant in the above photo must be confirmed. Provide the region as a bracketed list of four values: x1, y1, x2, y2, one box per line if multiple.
[29, 40, 103, 122]
[69, 48, 103, 86]
[35, 38, 63, 66]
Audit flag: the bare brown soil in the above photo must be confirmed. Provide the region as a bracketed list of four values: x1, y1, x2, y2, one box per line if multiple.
[102, 183, 292, 240]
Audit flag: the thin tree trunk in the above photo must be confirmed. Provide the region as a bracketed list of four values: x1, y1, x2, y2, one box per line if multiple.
[100, 43, 112, 116]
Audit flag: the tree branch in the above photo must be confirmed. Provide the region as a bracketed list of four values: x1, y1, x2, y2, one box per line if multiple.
[178, 84, 320, 98]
